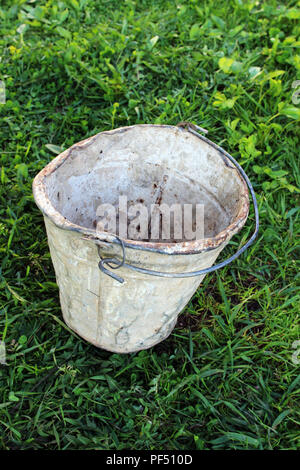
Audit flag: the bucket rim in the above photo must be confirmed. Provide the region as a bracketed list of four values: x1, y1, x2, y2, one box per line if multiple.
[32, 124, 250, 255]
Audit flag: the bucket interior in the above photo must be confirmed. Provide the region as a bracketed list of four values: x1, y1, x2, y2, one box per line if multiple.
[44, 126, 248, 244]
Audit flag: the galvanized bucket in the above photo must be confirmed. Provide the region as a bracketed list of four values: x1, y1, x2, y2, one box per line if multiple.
[33, 123, 259, 353]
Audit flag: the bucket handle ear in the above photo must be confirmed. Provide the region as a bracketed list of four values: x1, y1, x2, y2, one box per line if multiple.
[97, 123, 259, 283]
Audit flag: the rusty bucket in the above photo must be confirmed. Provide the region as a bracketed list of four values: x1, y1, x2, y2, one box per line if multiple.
[32, 123, 258, 353]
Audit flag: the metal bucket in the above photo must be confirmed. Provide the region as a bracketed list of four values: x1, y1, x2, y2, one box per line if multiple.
[33, 123, 258, 353]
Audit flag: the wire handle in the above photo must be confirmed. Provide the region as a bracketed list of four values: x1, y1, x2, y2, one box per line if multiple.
[97, 123, 259, 283]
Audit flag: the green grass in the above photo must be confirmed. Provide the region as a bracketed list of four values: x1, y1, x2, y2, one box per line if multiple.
[0, 0, 299, 450]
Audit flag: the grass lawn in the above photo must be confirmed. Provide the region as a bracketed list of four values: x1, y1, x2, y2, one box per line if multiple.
[0, 0, 299, 450]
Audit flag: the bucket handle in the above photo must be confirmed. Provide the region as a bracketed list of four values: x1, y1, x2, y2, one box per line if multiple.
[97, 122, 259, 284]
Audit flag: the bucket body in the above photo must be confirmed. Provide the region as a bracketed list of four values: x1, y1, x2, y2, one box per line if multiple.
[33, 125, 249, 353]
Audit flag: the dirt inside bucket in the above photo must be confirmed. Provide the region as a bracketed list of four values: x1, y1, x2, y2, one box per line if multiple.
[48, 162, 237, 243]
[44, 126, 247, 245]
